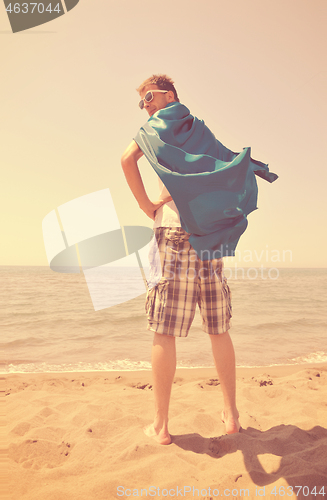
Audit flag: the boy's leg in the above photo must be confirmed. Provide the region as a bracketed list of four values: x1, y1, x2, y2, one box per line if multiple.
[209, 331, 240, 434]
[144, 227, 196, 444]
[143, 332, 176, 445]
[198, 258, 240, 434]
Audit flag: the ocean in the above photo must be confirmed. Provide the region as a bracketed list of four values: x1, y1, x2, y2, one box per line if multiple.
[2, 266, 326, 373]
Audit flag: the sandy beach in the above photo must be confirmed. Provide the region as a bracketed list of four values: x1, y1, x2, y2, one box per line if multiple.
[6, 364, 327, 500]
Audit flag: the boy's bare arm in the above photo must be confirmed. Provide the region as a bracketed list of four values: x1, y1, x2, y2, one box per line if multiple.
[121, 140, 172, 220]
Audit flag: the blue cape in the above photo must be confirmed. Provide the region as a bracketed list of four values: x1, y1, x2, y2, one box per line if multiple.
[134, 102, 278, 260]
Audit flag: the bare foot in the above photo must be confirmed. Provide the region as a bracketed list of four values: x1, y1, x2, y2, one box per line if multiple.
[221, 410, 241, 434]
[143, 423, 171, 445]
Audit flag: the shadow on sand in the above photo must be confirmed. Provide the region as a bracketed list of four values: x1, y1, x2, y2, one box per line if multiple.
[172, 424, 327, 499]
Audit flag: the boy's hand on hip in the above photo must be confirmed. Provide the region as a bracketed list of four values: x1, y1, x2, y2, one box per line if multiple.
[142, 196, 173, 220]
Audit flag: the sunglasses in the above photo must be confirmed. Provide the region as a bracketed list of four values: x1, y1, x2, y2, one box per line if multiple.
[139, 90, 168, 109]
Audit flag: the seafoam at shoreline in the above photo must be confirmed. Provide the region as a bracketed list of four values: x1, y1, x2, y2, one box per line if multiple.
[3, 355, 327, 374]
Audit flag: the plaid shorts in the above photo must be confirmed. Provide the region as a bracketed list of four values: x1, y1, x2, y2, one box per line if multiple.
[145, 227, 232, 337]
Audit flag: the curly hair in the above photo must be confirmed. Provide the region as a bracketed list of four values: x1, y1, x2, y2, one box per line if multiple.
[136, 74, 179, 102]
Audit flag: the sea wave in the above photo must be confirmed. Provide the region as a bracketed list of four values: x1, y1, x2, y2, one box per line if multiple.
[290, 351, 327, 364]
[3, 360, 153, 374]
[252, 319, 327, 331]
[3, 352, 326, 374]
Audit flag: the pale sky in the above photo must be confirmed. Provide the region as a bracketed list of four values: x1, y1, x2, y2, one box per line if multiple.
[1, 0, 326, 267]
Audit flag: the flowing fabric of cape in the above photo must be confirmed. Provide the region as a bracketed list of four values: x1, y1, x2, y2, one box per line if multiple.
[134, 102, 278, 260]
